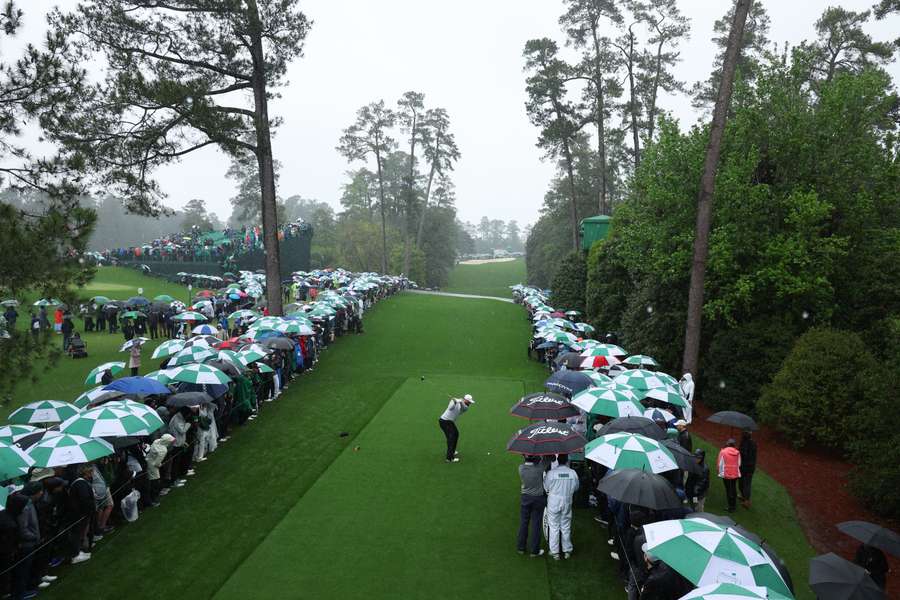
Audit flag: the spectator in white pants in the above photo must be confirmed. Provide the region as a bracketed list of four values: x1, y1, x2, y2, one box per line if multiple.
[544, 454, 579, 560]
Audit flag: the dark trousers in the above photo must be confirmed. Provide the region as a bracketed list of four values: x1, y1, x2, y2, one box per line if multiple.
[517, 494, 546, 554]
[723, 478, 738, 511]
[130, 367, 139, 376]
[438, 418, 459, 461]
[739, 467, 755, 501]
[12, 548, 34, 599]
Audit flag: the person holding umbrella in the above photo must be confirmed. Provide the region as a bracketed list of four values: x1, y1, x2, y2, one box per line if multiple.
[438, 394, 474, 463]
[685, 449, 710, 512]
[128, 338, 143, 376]
[739, 430, 757, 509]
[516, 455, 546, 557]
[544, 454, 579, 560]
[717, 439, 742, 512]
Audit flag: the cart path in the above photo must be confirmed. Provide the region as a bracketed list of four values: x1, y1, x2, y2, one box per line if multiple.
[407, 289, 514, 302]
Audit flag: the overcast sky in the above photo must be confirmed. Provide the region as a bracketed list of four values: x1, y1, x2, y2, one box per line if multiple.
[14, 1, 900, 227]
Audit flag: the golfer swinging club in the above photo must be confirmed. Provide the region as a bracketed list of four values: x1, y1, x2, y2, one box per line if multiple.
[438, 394, 474, 463]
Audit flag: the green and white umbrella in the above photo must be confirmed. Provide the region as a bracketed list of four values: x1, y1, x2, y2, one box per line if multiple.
[250, 316, 284, 330]
[153, 294, 176, 303]
[151, 339, 185, 359]
[228, 309, 259, 321]
[0, 424, 39, 444]
[0, 439, 35, 480]
[89, 296, 110, 305]
[574, 322, 596, 334]
[1, 299, 19, 307]
[642, 385, 688, 408]
[84, 362, 125, 385]
[165, 363, 230, 385]
[102, 399, 164, 429]
[9, 400, 81, 425]
[624, 354, 659, 367]
[237, 346, 268, 365]
[120, 337, 150, 352]
[256, 362, 274, 374]
[33, 298, 62, 307]
[143, 370, 172, 384]
[644, 518, 792, 597]
[276, 321, 314, 336]
[613, 369, 669, 390]
[587, 372, 614, 387]
[169, 345, 216, 366]
[120, 310, 146, 320]
[541, 330, 581, 345]
[572, 387, 645, 418]
[27, 433, 114, 467]
[0, 486, 7, 510]
[217, 349, 244, 368]
[580, 343, 628, 357]
[656, 372, 680, 387]
[678, 583, 792, 600]
[60, 405, 161, 437]
[585, 432, 678, 473]
[172, 311, 207, 322]
[74, 386, 124, 409]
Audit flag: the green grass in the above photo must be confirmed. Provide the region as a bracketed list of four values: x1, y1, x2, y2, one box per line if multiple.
[3, 267, 190, 420]
[444, 258, 526, 298]
[22, 269, 814, 599]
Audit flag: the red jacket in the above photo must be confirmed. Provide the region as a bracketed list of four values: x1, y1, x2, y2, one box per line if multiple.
[717, 446, 741, 479]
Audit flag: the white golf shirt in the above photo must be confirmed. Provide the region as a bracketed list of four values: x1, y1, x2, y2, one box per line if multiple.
[544, 465, 579, 501]
[440, 398, 469, 422]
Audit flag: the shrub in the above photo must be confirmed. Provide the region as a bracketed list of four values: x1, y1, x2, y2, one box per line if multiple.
[701, 316, 800, 415]
[550, 251, 587, 314]
[757, 327, 876, 450]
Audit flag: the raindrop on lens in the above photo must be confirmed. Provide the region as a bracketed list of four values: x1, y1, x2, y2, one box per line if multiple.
[646, 305, 653, 314]
[719, 380, 726, 389]
[802, 311, 809, 320]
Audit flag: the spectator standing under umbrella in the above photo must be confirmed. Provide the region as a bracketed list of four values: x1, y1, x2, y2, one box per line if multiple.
[739, 430, 757, 508]
[61, 316, 74, 352]
[38, 307, 49, 333]
[854, 544, 889, 590]
[544, 454, 579, 560]
[685, 449, 710, 511]
[53, 307, 63, 335]
[3, 304, 17, 330]
[128, 339, 143, 376]
[516, 455, 546, 557]
[717, 438, 742, 513]
[67, 465, 95, 564]
[674, 420, 692, 452]
[146, 434, 174, 506]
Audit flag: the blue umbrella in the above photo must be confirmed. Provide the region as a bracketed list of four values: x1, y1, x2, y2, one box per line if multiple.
[174, 381, 229, 399]
[545, 370, 594, 398]
[536, 341, 557, 350]
[103, 376, 171, 396]
[126, 296, 150, 307]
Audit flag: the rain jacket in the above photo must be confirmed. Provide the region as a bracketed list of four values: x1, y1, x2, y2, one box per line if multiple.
[146, 436, 174, 480]
[168, 413, 190, 447]
[717, 446, 741, 479]
[16, 499, 40, 549]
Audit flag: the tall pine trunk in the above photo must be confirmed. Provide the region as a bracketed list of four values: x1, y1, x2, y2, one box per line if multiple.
[562, 141, 579, 253]
[592, 26, 608, 215]
[374, 144, 388, 274]
[247, 0, 282, 315]
[626, 28, 641, 171]
[415, 156, 438, 248]
[681, 0, 753, 379]
[403, 113, 417, 276]
[646, 38, 665, 143]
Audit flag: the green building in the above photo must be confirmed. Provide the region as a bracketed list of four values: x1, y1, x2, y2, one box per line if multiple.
[580, 215, 611, 252]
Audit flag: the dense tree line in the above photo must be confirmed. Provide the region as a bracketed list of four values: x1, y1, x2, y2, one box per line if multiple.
[562, 5, 898, 515]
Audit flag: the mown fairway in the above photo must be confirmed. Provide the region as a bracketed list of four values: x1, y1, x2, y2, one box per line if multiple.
[30, 265, 813, 599]
[444, 258, 527, 298]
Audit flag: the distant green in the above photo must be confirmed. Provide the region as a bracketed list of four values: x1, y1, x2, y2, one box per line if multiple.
[444, 258, 526, 298]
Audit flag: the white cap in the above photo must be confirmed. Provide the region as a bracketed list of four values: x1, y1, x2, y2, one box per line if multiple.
[463, 394, 474, 403]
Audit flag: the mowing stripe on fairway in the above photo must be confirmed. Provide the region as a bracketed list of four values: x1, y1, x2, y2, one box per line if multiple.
[213, 375, 552, 600]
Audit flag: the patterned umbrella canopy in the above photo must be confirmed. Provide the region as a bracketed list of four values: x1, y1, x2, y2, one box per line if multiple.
[641, 385, 688, 408]
[102, 400, 165, 429]
[679, 583, 792, 600]
[143, 370, 173, 384]
[644, 518, 793, 597]
[624, 354, 659, 367]
[585, 432, 678, 473]
[74, 386, 125, 409]
[172, 311, 207, 321]
[571, 387, 644, 418]
[237, 347, 268, 365]
[8, 400, 81, 425]
[119, 337, 149, 352]
[0, 439, 35, 480]
[510, 392, 580, 420]
[613, 369, 670, 391]
[151, 339, 185, 359]
[506, 422, 587, 456]
[228, 309, 260, 321]
[165, 363, 230, 385]
[275, 321, 314, 336]
[60, 405, 161, 437]
[27, 433, 114, 467]
[579, 343, 628, 357]
[169, 345, 217, 366]
[192, 324, 218, 335]
[84, 362, 126, 385]
[0, 425, 39, 444]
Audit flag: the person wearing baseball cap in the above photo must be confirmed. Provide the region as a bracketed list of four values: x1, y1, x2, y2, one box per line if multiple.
[438, 394, 474, 463]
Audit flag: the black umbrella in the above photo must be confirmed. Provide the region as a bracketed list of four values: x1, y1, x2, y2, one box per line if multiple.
[544, 370, 593, 397]
[510, 392, 580, 421]
[838, 521, 900, 557]
[597, 469, 681, 510]
[554, 352, 586, 370]
[174, 382, 229, 399]
[809, 553, 884, 600]
[205, 359, 242, 378]
[262, 337, 295, 351]
[106, 436, 142, 449]
[707, 411, 758, 431]
[506, 422, 587, 456]
[126, 296, 150, 307]
[661, 439, 704, 474]
[595, 416, 666, 441]
[166, 392, 214, 408]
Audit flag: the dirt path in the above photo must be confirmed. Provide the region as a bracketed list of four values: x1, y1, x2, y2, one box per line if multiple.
[691, 402, 899, 598]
